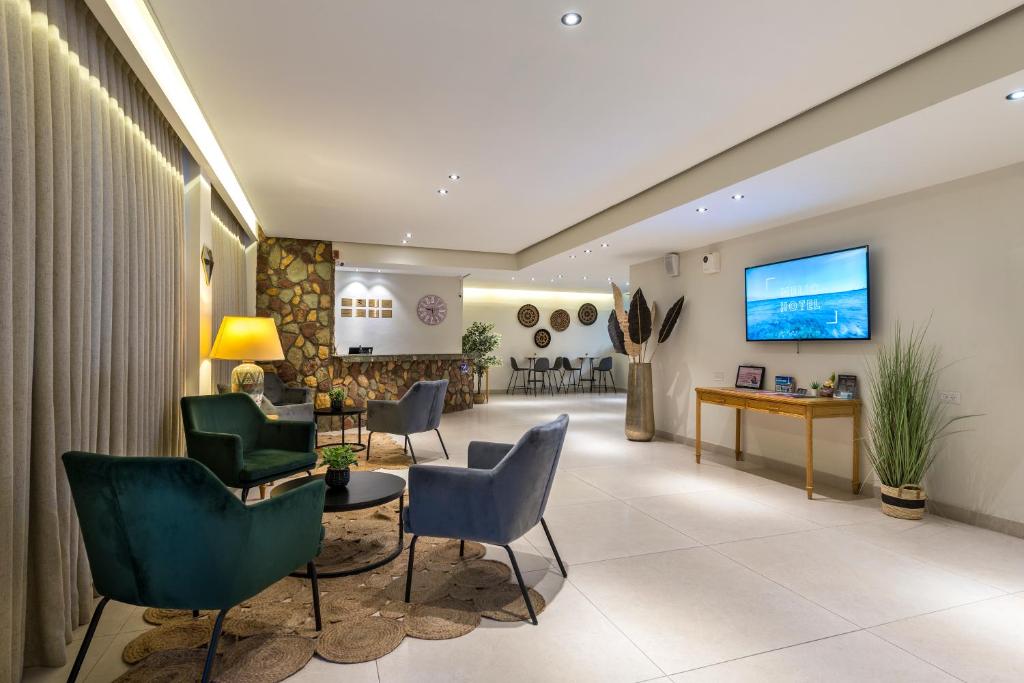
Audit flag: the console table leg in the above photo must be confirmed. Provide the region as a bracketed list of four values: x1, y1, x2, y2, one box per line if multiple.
[735, 408, 742, 460]
[805, 417, 814, 499]
[852, 407, 862, 494]
[695, 399, 702, 464]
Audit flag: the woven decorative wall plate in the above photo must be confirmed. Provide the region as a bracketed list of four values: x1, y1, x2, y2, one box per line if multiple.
[533, 329, 551, 348]
[517, 304, 540, 328]
[577, 303, 598, 326]
[550, 309, 570, 332]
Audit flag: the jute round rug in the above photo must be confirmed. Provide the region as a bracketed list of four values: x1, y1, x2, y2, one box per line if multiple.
[119, 498, 551, 681]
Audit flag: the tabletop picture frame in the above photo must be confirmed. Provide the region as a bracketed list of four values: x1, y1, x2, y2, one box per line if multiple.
[735, 365, 765, 389]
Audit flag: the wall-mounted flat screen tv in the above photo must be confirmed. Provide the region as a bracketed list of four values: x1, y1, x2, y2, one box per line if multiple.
[745, 246, 870, 341]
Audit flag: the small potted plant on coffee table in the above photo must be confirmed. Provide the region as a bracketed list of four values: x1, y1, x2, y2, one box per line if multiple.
[328, 387, 346, 411]
[320, 444, 357, 489]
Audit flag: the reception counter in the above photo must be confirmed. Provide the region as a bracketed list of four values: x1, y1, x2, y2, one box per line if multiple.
[329, 353, 475, 427]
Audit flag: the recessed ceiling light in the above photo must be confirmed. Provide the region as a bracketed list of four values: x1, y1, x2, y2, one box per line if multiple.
[401, 239, 408, 244]
[530, 277, 535, 281]
[584, 248, 592, 254]
[437, 188, 448, 196]
[405, 232, 412, 238]
[730, 193, 744, 200]
[448, 173, 461, 181]
[511, 276, 516, 280]
[625, 281, 629, 286]
[561, 12, 582, 26]
[1005, 90, 1024, 101]
[569, 254, 576, 259]
[582, 275, 588, 280]
[696, 206, 709, 213]
[377, 269, 382, 273]
[600, 242, 609, 248]
[558, 274, 564, 278]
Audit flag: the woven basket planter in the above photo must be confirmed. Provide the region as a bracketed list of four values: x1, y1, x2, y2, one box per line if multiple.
[880, 484, 926, 520]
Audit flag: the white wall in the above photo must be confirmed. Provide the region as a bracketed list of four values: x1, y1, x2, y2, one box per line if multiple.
[463, 289, 627, 391]
[334, 272, 464, 354]
[630, 163, 1024, 527]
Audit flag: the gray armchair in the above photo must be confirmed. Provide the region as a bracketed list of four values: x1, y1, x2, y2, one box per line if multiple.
[402, 414, 569, 624]
[366, 379, 449, 464]
[218, 373, 315, 422]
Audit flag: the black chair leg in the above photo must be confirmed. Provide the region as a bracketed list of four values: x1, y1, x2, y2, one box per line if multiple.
[407, 437, 417, 464]
[200, 608, 228, 683]
[241, 488, 249, 503]
[67, 597, 109, 683]
[540, 518, 568, 578]
[366, 431, 374, 461]
[503, 545, 538, 625]
[610, 373, 618, 393]
[435, 429, 449, 459]
[459, 539, 465, 557]
[307, 561, 322, 631]
[404, 535, 418, 602]
[192, 609, 200, 618]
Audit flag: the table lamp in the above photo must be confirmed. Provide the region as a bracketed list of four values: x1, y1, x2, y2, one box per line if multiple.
[209, 316, 285, 404]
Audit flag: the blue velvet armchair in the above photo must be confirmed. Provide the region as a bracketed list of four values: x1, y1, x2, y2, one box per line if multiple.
[62, 452, 326, 683]
[366, 379, 449, 464]
[403, 414, 569, 624]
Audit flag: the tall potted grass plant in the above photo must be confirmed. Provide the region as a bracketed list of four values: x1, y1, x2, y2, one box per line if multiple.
[865, 322, 974, 519]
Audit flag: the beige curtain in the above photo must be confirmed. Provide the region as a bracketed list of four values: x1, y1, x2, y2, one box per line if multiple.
[0, 0, 186, 676]
[211, 191, 248, 389]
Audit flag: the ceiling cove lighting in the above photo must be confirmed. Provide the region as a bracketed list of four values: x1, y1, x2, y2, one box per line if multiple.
[730, 193, 745, 200]
[561, 12, 582, 26]
[405, 232, 413, 239]
[1006, 90, 1024, 101]
[105, 0, 257, 232]
[696, 206, 709, 213]
[437, 188, 448, 196]
[464, 288, 612, 304]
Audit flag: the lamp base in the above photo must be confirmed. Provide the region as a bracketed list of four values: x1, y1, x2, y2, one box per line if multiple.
[231, 362, 265, 405]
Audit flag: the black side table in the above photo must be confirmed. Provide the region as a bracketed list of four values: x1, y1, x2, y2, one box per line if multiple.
[314, 406, 367, 452]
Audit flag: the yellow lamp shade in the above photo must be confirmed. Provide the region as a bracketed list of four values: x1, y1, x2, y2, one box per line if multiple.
[209, 316, 285, 362]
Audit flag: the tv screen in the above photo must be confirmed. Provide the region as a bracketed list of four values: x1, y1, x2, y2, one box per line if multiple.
[745, 246, 870, 341]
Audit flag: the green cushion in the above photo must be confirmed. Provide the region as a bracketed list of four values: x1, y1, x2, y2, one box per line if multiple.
[240, 449, 317, 483]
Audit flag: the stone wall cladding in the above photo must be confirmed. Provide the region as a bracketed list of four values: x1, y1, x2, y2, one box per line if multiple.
[332, 357, 474, 428]
[255, 236, 335, 405]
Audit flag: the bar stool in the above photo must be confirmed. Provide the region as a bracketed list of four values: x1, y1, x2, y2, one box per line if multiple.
[507, 357, 530, 394]
[555, 357, 581, 393]
[528, 357, 555, 395]
[593, 356, 617, 393]
[578, 355, 596, 392]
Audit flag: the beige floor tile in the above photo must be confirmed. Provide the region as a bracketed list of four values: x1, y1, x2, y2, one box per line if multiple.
[717, 527, 1003, 627]
[871, 593, 1024, 682]
[569, 547, 854, 673]
[669, 631, 956, 681]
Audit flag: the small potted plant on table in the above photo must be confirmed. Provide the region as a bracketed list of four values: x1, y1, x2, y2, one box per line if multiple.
[328, 387, 346, 411]
[320, 444, 357, 489]
[809, 381, 821, 397]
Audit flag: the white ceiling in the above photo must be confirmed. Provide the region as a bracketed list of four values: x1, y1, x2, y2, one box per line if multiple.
[463, 70, 1024, 289]
[148, 0, 1019, 254]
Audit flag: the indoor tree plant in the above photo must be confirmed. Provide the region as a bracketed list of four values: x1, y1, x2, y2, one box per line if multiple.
[865, 322, 974, 519]
[607, 283, 685, 441]
[462, 321, 502, 404]
[320, 444, 358, 489]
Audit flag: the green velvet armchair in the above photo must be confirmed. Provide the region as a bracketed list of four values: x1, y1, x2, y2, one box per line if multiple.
[62, 451, 326, 683]
[181, 393, 318, 501]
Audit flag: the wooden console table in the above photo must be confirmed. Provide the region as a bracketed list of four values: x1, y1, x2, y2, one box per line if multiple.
[694, 387, 862, 499]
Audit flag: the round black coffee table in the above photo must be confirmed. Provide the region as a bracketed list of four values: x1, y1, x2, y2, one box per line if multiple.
[274, 471, 406, 578]
[314, 406, 367, 451]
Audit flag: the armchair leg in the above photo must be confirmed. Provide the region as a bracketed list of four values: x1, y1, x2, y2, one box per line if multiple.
[406, 437, 417, 464]
[459, 539, 465, 557]
[200, 608, 228, 683]
[67, 597, 109, 683]
[192, 609, 200, 618]
[241, 488, 249, 503]
[503, 545, 538, 625]
[435, 429, 449, 459]
[540, 518, 568, 578]
[366, 431, 374, 461]
[308, 561, 322, 631]
[404, 535, 419, 602]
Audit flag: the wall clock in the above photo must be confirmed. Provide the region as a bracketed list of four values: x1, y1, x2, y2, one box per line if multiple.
[578, 303, 598, 326]
[517, 304, 540, 327]
[534, 328, 551, 348]
[550, 309, 570, 332]
[416, 294, 448, 325]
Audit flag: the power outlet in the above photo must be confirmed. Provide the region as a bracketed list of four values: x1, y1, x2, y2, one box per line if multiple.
[712, 371, 725, 384]
[939, 391, 961, 405]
